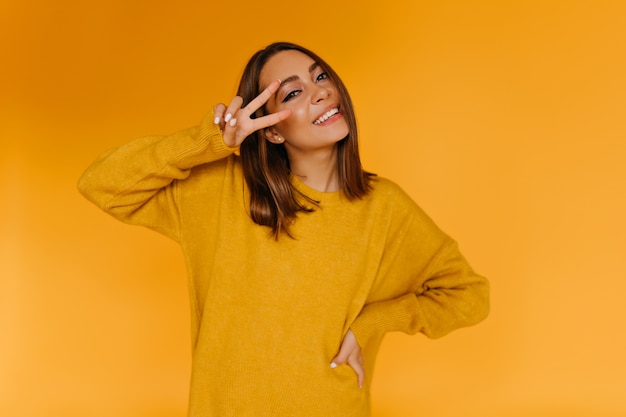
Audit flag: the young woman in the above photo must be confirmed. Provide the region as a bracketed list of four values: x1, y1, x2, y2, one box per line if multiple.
[78, 42, 489, 417]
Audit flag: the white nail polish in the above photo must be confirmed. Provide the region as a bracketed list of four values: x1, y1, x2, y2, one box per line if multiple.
[214, 116, 220, 125]
[330, 362, 337, 369]
[229, 118, 237, 127]
[224, 113, 232, 123]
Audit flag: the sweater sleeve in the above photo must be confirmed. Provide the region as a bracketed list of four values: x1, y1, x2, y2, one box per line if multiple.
[77, 112, 237, 241]
[350, 200, 490, 344]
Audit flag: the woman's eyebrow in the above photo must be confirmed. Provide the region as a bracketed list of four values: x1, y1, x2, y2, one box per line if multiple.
[279, 75, 299, 89]
[274, 62, 320, 97]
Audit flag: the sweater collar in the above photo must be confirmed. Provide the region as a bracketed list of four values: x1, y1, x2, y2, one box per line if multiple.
[290, 174, 343, 205]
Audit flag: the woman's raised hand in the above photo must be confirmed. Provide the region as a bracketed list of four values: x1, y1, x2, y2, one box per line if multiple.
[213, 80, 292, 148]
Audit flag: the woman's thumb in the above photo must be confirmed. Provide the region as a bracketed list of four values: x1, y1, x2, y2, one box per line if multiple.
[330, 347, 348, 368]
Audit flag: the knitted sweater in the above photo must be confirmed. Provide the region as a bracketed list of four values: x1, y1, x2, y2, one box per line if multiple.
[78, 113, 489, 417]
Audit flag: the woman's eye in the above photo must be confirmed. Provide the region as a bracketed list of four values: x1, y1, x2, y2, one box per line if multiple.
[316, 72, 328, 82]
[282, 90, 300, 102]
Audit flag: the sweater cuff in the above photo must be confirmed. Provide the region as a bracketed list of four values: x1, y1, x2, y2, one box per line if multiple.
[350, 293, 421, 347]
[173, 112, 239, 169]
[198, 111, 240, 152]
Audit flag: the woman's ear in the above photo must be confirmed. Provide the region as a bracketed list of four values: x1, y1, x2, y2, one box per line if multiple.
[263, 127, 285, 144]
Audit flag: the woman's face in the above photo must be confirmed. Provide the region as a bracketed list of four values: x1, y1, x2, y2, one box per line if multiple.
[259, 50, 349, 155]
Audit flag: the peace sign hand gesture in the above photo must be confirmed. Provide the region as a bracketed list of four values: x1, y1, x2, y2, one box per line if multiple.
[213, 80, 292, 148]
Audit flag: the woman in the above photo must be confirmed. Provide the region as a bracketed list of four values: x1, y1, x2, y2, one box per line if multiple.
[78, 41, 489, 417]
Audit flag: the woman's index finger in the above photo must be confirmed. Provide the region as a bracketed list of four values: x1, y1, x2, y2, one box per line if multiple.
[245, 79, 281, 114]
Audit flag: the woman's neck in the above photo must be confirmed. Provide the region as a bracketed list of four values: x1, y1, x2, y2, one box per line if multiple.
[287, 146, 339, 192]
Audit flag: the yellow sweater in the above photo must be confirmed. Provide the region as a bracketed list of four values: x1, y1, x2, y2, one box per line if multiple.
[78, 113, 489, 417]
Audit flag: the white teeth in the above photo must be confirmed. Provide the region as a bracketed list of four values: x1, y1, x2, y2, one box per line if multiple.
[314, 108, 339, 125]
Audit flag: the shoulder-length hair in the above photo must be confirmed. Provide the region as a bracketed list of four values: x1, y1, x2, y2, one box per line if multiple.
[237, 42, 373, 238]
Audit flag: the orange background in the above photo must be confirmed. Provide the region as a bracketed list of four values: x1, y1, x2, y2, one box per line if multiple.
[2, 1, 625, 416]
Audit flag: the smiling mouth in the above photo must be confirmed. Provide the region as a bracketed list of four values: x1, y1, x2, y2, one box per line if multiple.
[313, 107, 340, 125]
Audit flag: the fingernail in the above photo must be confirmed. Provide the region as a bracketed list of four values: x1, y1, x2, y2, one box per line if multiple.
[229, 118, 237, 127]
[214, 116, 220, 125]
[224, 113, 232, 123]
[330, 362, 338, 369]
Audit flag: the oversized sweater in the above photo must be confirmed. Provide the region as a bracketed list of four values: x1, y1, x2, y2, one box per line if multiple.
[78, 113, 489, 417]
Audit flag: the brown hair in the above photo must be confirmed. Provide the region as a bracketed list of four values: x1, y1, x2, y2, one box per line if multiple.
[237, 42, 374, 238]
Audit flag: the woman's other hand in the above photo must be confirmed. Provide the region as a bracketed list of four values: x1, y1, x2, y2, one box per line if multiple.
[330, 329, 365, 389]
[213, 79, 291, 148]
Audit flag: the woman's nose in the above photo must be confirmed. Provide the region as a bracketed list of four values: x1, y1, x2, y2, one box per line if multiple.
[311, 85, 330, 103]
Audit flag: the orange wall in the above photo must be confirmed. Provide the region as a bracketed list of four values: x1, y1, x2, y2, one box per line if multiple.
[2, 1, 625, 416]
